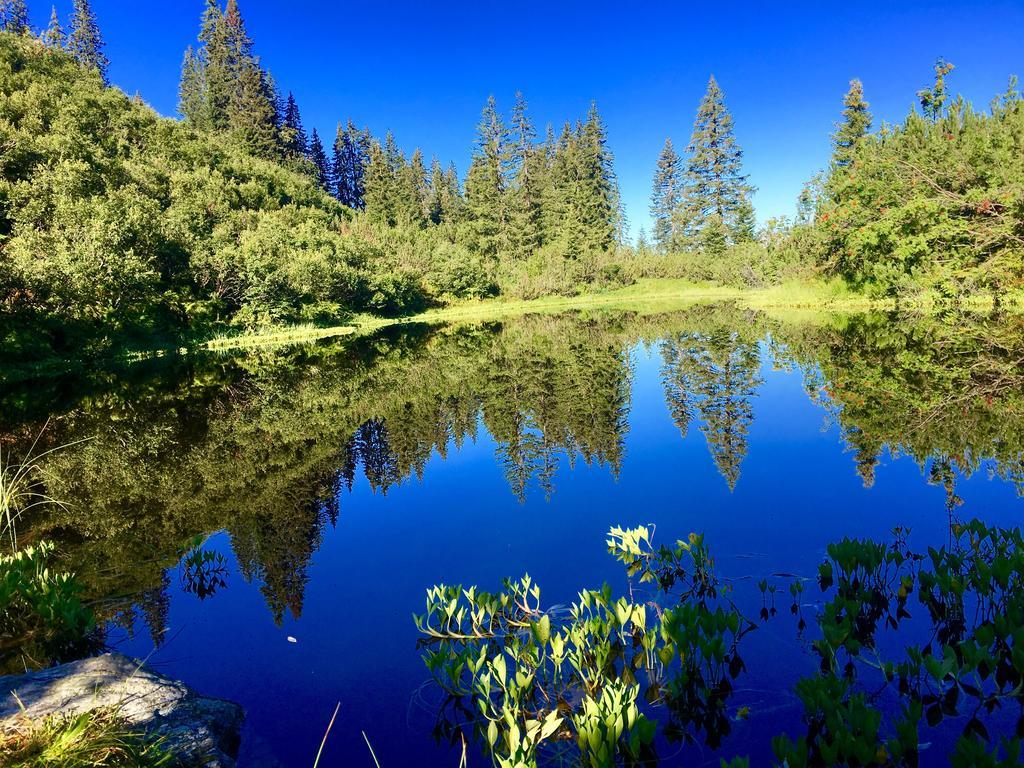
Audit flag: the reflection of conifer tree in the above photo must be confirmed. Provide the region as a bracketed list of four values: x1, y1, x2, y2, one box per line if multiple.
[354, 418, 400, 492]
[698, 333, 760, 490]
[660, 335, 703, 438]
[676, 331, 761, 491]
[496, 413, 544, 503]
[139, 572, 171, 647]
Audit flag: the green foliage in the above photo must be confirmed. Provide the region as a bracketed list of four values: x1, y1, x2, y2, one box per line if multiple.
[0, 707, 172, 767]
[415, 524, 755, 765]
[0, 541, 94, 667]
[811, 64, 1024, 296]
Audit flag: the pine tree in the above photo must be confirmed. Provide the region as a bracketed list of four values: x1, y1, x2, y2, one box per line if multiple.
[397, 147, 428, 226]
[831, 79, 872, 168]
[440, 162, 462, 224]
[918, 58, 955, 122]
[332, 121, 370, 208]
[282, 92, 308, 156]
[426, 156, 445, 224]
[507, 92, 543, 258]
[68, 0, 109, 83]
[308, 128, 331, 192]
[464, 95, 511, 257]
[575, 102, 618, 253]
[650, 138, 684, 253]
[198, 0, 231, 130]
[229, 60, 278, 158]
[41, 5, 64, 48]
[179, 46, 208, 127]
[1, 0, 29, 34]
[684, 76, 754, 251]
[363, 138, 396, 225]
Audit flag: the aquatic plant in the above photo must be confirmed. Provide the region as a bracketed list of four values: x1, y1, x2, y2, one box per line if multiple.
[414, 526, 755, 766]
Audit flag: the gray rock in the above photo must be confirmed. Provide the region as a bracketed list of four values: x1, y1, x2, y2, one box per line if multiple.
[0, 653, 244, 767]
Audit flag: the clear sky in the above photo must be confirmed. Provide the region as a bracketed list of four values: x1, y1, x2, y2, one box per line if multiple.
[32, 1, 1024, 238]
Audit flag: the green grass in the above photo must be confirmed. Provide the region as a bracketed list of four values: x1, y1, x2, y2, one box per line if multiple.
[0, 708, 172, 768]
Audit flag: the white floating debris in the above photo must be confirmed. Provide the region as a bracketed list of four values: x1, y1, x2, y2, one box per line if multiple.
[287, 636, 297, 644]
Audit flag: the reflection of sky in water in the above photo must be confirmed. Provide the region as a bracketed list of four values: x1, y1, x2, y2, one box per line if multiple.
[97, 336, 1024, 767]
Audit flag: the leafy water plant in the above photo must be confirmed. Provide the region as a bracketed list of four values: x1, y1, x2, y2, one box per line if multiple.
[414, 526, 756, 766]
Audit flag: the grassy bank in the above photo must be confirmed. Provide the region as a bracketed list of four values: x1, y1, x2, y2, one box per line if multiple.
[197, 277, 1024, 354]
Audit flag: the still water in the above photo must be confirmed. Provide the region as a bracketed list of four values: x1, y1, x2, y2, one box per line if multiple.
[3, 303, 1023, 766]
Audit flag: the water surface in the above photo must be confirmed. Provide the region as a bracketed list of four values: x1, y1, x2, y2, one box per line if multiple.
[3, 303, 1023, 766]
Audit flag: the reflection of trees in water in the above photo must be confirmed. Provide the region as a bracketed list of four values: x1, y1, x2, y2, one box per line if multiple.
[774, 312, 1024, 499]
[660, 330, 762, 490]
[7, 306, 1024, 635]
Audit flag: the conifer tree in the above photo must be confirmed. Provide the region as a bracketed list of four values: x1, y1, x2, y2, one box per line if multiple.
[426, 156, 445, 224]
[197, 0, 231, 130]
[41, 5, 64, 48]
[683, 76, 754, 252]
[918, 58, 955, 121]
[229, 59, 278, 158]
[573, 103, 618, 253]
[308, 128, 331, 192]
[440, 162, 462, 224]
[179, 46, 208, 126]
[363, 138, 396, 225]
[332, 121, 370, 209]
[831, 79, 872, 168]
[1, 0, 30, 34]
[282, 92, 308, 156]
[68, 0, 109, 83]
[507, 92, 543, 258]
[465, 95, 511, 257]
[405, 148, 429, 224]
[650, 138, 684, 253]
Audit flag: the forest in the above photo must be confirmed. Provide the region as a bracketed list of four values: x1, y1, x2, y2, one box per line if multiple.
[0, 0, 1022, 368]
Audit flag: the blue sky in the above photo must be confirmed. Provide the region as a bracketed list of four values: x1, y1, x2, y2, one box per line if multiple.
[35, 1, 1024, 237]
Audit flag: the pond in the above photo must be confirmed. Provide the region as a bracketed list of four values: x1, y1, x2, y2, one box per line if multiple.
[3, 302, 1023, 766]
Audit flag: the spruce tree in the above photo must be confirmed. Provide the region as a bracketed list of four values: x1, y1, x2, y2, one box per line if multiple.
[683, 76, 754, 252]
[282, 92, 308, 156]
[650, 138, 684, 253]
[363, 138, 396, 225]
[179, 46, 208, 127]
[507, 92, 543, 258]
[1, 0, 29, 34]
[332, 121, 369, 208]
[68, 0, 109, 84]
[404, 148, 429, 224]
[41, 5, 64, 48]
[464, 95, 511, 257]
[831, 79, 872, 168]
[426, 156, 445, 224]
[198, 0, 231, 130]
[229, 60, 278, 158]
[575, 102, 618, 253]
[308, 128, 331, 192]
[440, 163, 462, 224]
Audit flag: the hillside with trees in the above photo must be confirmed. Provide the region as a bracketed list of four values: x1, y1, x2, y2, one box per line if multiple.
[1, 0, 1023, 374]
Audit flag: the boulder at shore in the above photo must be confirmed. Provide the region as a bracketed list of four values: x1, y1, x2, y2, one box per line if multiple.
[0, 653, 244, 767]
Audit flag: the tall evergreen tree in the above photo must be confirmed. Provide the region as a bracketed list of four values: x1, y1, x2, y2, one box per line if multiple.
[831, 79, 872, 168]
[440, 162, 462, 224]
[650, 138, 684, 253]
[363, 138, 396, 225]
[683, 76, 754, 251]
[229, 59, 278, 158]
[41, 5, 64, 48]
[178, 46, 208, 126]
[68, 0, 109, 83]
[465, 95, 511, 257]
[197, 0, 230, 130]
[1, 0, 29, 34]
[507, 92, 543, 258]
[308, 128, 331, 192]
[426, 156, 445, 224]
[282, 92, 308, 156]
[572, 102, 618, 253]
[332, 121, 370, 209]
